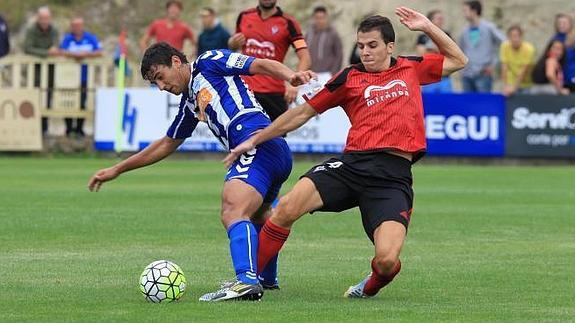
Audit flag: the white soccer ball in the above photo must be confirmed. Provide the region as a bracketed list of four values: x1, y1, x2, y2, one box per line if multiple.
[139, 260, 187, 303]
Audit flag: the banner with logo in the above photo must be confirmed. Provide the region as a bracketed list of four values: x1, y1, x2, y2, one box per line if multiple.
[506, 95, 575, 157]
[0, 89, 42, 151]
[423, 93, 506, 156]
[94, 87, 350, 153]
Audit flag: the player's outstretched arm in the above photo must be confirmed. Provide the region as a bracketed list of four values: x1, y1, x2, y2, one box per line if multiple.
[395, 6, 467, 75]
[88, 136, 183, 192]
[249, 58, 316, 87]
[223, 103, 317, 168]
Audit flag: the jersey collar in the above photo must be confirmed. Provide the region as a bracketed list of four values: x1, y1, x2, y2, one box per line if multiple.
[355, 57, 397, 73]
[256, 6, 283, 18]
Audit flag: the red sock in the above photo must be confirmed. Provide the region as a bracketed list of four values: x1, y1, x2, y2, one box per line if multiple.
[363, 258, 402, 296]
[257, 219, 290, 274]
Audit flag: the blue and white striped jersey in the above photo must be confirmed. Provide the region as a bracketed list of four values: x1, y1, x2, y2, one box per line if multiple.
[166, 49, 270, 150]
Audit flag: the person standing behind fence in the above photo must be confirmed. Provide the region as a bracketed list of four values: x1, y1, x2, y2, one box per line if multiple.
[139, 1, 195, 53]
[415, 9, 452, 93]
[0, 14, 9, 58]
[230, 0, 311, 121]
[530, 40, 570, 95]
[59, 17, 103, 137]
[197, 7, 230, 55]
[499, 25, 534, 96]
[551, 14, 575, 93]
[305, 6, 342, 76]
[458, 1, 505, 93]
[24, 6, 60, 135]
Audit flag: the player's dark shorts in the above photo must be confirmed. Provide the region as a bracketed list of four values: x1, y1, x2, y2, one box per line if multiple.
[302, 151, 414, 242]
[254, 92, 287, 121]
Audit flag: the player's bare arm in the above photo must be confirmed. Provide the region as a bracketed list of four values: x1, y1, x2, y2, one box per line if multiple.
[249, 58, 316, 87]
[223, 103, 317, 167]
[395, 6, 467, 75]
[88, 136, 183, 192]
[283, 48, 313, 103]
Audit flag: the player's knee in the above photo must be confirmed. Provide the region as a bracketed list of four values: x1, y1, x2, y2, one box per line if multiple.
[373, 254, 399, 275]
[273, 195, 301, 227]
[220, 207, 250, 228]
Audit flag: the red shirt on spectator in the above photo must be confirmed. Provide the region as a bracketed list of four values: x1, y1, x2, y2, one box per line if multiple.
[236, 7, 307, 93]
[146, 19, 194, 51]
[306, 54, 444, 161]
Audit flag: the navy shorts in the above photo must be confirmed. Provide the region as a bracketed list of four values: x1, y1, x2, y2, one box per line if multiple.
[226, 137, 292, 203]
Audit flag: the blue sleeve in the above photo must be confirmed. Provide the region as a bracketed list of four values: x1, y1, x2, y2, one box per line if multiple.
[88, 33, 102, 51]
[166, 96, 199, 139]
[196, 49, 255, 77]
[59, 34, 71, 50]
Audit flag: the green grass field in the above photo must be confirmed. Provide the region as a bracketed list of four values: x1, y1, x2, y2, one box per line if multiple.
[1, 157, 574, 322]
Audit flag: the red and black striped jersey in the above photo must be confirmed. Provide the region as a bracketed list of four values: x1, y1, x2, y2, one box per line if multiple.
[305, 54, 444, 161]
[236, 7, 307, 93]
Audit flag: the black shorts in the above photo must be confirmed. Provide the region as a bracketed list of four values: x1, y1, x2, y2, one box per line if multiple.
[302, 151, 414, 242]
[254, 92, 287, 121]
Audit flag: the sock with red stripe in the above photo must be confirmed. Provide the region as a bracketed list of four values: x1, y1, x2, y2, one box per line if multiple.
[253, 223, 279, 286]
[257, 219, 290, 275]
[363, 258, 402, 296]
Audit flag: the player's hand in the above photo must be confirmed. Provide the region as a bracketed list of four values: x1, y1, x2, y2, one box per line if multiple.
[88, 167, 120, 192]
[229, 33, 246, 49]
[222, 139, 256, 169]
[395, 6, 432, 32]
[284, 83, 299, 104]
[47, 47, 60, 56]
[289, 70, 316, 87]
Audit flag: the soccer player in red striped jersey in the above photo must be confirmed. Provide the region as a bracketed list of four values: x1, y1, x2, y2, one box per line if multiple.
[224, 7, 467, 298]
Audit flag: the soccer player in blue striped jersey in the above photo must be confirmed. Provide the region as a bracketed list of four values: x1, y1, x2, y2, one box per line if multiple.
[88, 42, 315, 302]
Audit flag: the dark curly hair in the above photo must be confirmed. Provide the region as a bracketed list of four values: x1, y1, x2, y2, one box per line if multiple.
[141, 42, 188, 81]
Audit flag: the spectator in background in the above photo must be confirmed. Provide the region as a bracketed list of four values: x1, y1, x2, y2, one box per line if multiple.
[551, 14, 575, 93]
[530, 40, 569, 95]
[24, 6, 59, 135]
[60, 17, 103, 137]
[415, 9, 452, 93]
[458, 1, 505, 93]
[24, 6, 59, 58]
[499, 25, 535, 96]
[0, 14, 9, 58]
[197, 7, 230, 55]
[230, 0, 311, 121]
[305, 6, 342, 76]
[139, 1, 195, 53]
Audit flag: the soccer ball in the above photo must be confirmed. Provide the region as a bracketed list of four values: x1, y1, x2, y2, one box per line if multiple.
[139, 260, 187, 303]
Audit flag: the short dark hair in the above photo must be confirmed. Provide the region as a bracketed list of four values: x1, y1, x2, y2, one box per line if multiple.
[202, 7, 216, 15]
[464, 1, 482, 16]
[357, 15, 395, 44]
[507, 24, 522, 35]
[313, 6, 327, 15]
[166, 0, 182, 10]
[141, 42, 188, 81]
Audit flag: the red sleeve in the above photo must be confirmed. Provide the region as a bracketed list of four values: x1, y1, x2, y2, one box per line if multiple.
[286, 17, 307, 50]
[414, 54, 444, 85]
[147, 20, 158, 37]
[305, 68, 349, 113]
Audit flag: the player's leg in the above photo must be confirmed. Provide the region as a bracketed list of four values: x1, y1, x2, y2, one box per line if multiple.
[256, 177, 324, 273]
[258, 157, 358, 274]
[199, 179, 265, 302]
[345, 187, 413, 298]
[250, 203, 280, 288]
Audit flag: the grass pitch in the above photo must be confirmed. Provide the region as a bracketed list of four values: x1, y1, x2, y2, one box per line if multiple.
[0, 157, 574, 322]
